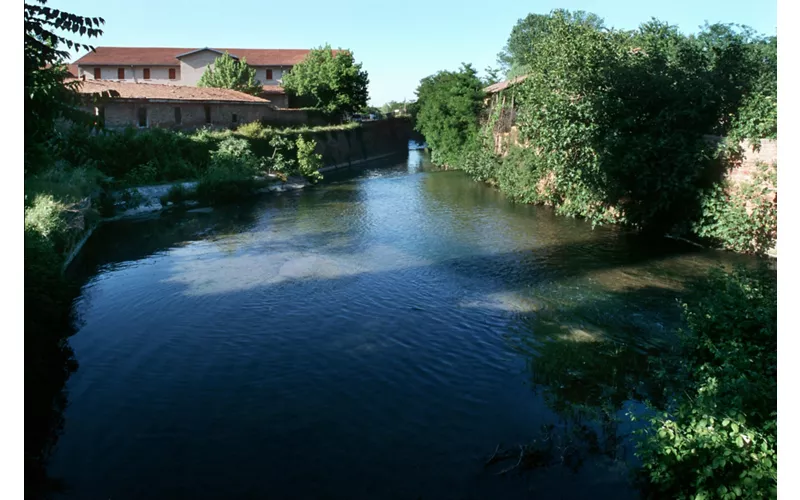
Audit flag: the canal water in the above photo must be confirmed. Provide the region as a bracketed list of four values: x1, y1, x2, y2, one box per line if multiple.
[50, 150, 754, 499]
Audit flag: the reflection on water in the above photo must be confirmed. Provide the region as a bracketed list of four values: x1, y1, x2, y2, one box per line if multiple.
[52, 150, 757, 499]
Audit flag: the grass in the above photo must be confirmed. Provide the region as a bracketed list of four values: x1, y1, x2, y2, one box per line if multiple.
[235, 120, 360, 139]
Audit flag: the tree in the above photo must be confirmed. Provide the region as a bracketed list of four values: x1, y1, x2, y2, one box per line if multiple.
[24, 0, 104, 172]
[482, 66, 502, 86]
[197, 52, 262, 95]
[496, 10, 605, 77]
[414, 63, 484, 166]
[281, 44, 369, 117]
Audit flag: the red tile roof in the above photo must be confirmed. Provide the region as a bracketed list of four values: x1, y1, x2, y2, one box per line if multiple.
[260, 85, 286, 95]
[484, 75, 529, 94]
[71, 79, 274, 104]
[74, 47, 314, 67]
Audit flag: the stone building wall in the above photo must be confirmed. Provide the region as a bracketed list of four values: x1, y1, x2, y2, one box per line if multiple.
[91, 101, 319, 130]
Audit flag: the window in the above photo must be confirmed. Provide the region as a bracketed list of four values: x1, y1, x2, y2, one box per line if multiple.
[266, 69, 273, 80]
[232, 113, 238, 123]
[137, 107, 147, 128]
[94, 67, 101, 79]
[169, 68, 176, 80]
[117, 67, 125, 79]
[143, 68, 151, 80]
[174, 107, 182, 125]
[204, 105, 211, 124]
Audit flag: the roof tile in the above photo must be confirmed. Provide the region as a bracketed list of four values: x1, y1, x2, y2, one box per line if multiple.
[72, 79, 273, 104]
[75, 47, 315, 67]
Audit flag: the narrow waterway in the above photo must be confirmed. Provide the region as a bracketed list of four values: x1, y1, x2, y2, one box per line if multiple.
[50, 150, 756, 499]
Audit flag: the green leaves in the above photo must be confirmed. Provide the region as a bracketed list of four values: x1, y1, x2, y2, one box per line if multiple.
[197, 52, 262, 96]
[281, 45, 369, 117]
[414, 63, 485, 167]
[634, 266, 776, 499]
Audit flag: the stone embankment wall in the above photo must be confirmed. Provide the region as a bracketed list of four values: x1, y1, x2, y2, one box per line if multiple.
[310, 119, 413, 170]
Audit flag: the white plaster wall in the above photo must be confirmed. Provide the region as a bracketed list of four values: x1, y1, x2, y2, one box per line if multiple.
[253, 66, 286, 85]
[178, 50, 222, 86]
[79, 65, 181, 83]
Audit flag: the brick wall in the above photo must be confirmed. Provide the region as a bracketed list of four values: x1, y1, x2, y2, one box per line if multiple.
[727, 139, 778, 184]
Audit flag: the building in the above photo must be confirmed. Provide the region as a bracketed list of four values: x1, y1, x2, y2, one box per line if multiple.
[73, 79, 319, 130]
[72, 47, 315, 108]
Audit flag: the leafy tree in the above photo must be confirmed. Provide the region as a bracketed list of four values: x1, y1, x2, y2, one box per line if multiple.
[496, 10, 604, 77]
[414, 63, 485, 166]
[281, 44, 369, 117]
[197, 52, 262, 96]
[24, 1, 105, 495]
[482, 66, 502, 86]
[24, 0, 104, 173]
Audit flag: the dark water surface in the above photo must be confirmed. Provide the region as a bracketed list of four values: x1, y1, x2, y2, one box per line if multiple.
[50, 151, 755, 499]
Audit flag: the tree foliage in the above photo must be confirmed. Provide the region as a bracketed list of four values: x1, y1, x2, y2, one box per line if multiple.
[281, 44, 369, 117]
[24, 0, 104, 172]
[413, 63, 485, 166]
[197, 52, 262, 96]
[422, 9, 776, 243]
[496, 10, 605, 78]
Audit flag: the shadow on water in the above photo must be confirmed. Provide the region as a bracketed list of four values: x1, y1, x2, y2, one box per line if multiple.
[48, 151, 763, 499]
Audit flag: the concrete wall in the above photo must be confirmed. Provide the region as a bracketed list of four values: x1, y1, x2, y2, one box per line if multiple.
[79, 65, 181, 83]
[90, 101, 322, 130]
[306, 119, 413, 169]
[263, 94, 289, 108]
[253, 66, 286, 86]
[178, 50, 221, 86]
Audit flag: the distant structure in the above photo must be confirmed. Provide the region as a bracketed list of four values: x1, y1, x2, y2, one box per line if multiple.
[72, 47, 318, 108]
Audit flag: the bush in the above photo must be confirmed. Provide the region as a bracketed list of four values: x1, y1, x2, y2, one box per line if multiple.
[24, 194, 75, 256]
[52, 126, 212, 184]
[693, 161, 777, 254]
[634, 266, 777, 499]
[195, 136, 263, 203]
[236, 120, 270, 138]
[24, 162, 103, 206]
[295, 136, 323, 183]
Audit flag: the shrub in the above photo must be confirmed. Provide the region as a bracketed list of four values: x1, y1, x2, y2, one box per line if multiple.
[195, 136, 263, 203]
[122, 160, 159, 186]
[295, 136, 323, 183]
[693, 161, 777, 255]
[236, 120, 270, 138]
[24, 195, 68, 243]
[634, 266, 777, 499]
[24, 162, 103, 205]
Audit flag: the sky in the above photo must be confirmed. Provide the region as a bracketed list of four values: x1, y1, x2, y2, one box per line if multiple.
[51, 0, 777, 106]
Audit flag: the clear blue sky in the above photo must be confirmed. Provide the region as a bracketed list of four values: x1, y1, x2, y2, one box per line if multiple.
[52, 0, 777, 106]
